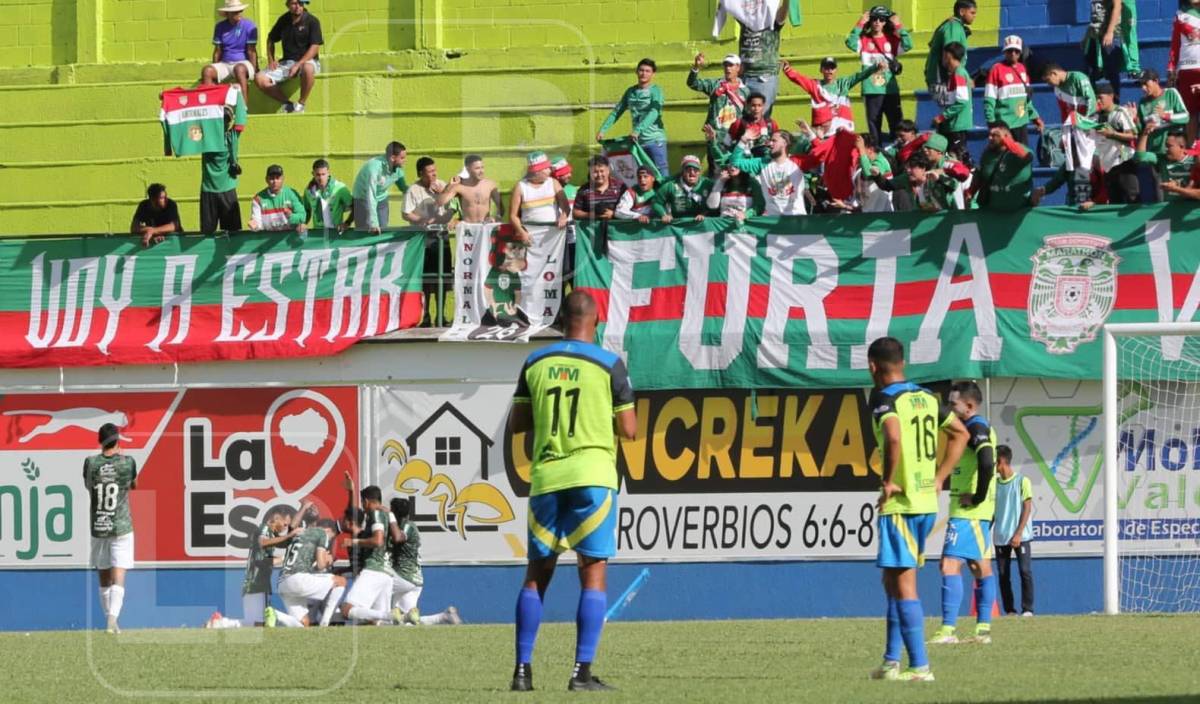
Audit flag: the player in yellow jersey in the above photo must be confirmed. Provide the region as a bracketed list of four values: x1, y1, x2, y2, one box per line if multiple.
[508, 291, 637, 693]
[930, 380, 999, 645]
[867, 337, 968, 682]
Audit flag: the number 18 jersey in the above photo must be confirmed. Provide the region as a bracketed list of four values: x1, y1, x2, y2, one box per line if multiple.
[513, 339, 636, 497]
[870, 382, 955, 516]
[83, 453, 137, 538]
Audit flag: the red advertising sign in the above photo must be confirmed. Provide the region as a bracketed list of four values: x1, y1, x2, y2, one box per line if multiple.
[0, 387, 358, 567]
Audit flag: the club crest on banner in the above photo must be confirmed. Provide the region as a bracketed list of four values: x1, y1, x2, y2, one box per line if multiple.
[1027, 234, 1119, 354]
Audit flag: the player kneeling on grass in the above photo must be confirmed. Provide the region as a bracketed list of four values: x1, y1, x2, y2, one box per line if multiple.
[339, 486, 403, 625]
[208, 505, 301, 629]
[85, 422, 138, 635]
[508, 290, 638, 692]
[931, 381, 1000, 645]
[270, 514, 345, 627]
[388, 497, 462, 626]
[868, 337, 967, 682]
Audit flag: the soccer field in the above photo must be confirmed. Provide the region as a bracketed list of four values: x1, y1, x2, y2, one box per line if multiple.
[6, 615, 1199, 703]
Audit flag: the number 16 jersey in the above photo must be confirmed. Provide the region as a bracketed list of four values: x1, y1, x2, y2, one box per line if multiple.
[870, 382, 955, 516]
[513, 340, 635, 497]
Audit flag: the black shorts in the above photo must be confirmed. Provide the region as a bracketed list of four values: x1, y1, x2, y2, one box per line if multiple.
[200, 189, 242, 234]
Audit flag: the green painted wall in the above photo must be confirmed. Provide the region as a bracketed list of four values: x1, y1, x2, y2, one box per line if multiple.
[0, 0, 1000, 236]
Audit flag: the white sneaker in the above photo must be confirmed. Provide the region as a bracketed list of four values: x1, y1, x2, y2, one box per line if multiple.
[1021, 611, 1034, 617]
[444, 606, 463, 625]
[106, 615, 120, 634]
[292, 102, 306, 114]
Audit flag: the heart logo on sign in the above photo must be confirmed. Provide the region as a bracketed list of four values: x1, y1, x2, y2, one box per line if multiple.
[263, 389, 346, 500]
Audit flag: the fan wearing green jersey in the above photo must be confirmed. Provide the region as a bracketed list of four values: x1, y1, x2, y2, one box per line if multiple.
[207, 505, 301, 629]
[930, 381, 999, 646]
[508, 290, 638, 693]
[84, 422, 137, 635]
[867, 337, 968, 682]
[387, 497, 462, 626]
[270, 510, 344, 628]
[339, 485, 404, 625]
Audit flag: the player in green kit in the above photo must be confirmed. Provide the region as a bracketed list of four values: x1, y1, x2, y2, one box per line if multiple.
[931, 380, 999, 645]
[867, 338, 967, 682]
[83, 422, 137, 634]
[207, 505, 300, 629]
[270, 514, 344, 628]
[339, 486, 402, 625]
[387, 496, 462, 626]
[508, 290, 637, 693]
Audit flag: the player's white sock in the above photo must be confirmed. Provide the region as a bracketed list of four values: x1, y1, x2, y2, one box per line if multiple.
[346, 606, 388, 623]
[419, 612, 446, 625]
[274, 611, 304, 628]
[320, 587, 346, 627]
[99, 587, 111, 617]
[109, 585, 125, 619]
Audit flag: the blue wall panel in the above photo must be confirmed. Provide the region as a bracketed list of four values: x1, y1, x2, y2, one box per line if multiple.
[0, 558, 1104, 631]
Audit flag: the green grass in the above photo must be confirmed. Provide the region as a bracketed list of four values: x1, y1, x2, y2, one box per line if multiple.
[4, 615, 1199, 702]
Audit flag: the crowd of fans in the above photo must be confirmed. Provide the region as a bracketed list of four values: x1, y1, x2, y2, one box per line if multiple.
[139, 1, 1200, 258]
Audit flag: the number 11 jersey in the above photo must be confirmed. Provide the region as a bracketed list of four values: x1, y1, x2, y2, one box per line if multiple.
[513, 340, 635, 497]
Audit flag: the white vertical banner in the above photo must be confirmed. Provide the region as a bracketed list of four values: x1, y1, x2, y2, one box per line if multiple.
[440, 222, 566, 343]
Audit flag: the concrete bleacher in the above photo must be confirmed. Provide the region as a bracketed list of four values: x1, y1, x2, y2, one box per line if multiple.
[0, 0, 1181, 235]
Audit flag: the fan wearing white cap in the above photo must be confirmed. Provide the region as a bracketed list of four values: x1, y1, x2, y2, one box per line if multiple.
[656, 155, 714, 223]
[983, 34, 1043, 145]
[201, 0, 259, 104]
[688, 53, 751, 175]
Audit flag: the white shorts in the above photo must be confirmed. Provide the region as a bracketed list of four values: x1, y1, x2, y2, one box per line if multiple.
[91, 533, 134, 570]
[259, 59, 321, 86]
[392, 575, 423, 613]
[210, 60, 255, 82]
[345, 568, 393, 609]
[278, 573, 334, 605]
[242, 592, 267, 624]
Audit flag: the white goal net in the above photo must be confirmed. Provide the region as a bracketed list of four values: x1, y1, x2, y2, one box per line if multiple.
[1104, 325, 1200, 614]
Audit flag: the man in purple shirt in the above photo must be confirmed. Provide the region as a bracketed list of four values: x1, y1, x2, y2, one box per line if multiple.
[201, 0, 259, 103]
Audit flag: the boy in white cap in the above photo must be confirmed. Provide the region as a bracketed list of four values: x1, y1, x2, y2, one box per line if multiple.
[509, 151, 569, 243]
[984, 35, 1043, 145]
[688, 53, 751, 173]
[201, 0, 258, 103]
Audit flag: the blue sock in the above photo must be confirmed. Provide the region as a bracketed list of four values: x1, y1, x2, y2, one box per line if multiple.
[575, 589, 607, 664]
[977, 576, 996, 626]
[941, 573, 963, 627]
[884, 597, 902, 663]
[515, 587, 543, 665]
[897, 599, 929, 669]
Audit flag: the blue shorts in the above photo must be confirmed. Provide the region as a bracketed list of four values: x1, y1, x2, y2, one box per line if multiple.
[943, 517, 994, 562]
[527, 487, 617, 561]
[876, 513, 936, 569]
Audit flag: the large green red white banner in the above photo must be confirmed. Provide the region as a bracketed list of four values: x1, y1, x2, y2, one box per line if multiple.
[575, 203, 1200, 389]
[3, 231, 425, 368]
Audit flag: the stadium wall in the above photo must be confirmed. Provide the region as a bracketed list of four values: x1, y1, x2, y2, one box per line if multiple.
[0, 559, 1101, 630]
[0, 339, 1122, 631]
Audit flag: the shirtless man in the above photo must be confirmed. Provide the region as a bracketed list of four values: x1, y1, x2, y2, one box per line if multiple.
[436, 154, 504, 223]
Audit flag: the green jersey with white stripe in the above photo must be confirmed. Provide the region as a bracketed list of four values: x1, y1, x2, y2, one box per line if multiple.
[362, 509, 393, 573]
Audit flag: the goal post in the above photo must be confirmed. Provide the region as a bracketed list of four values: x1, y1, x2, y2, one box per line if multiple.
[1102, 322, 1200, 615]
